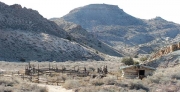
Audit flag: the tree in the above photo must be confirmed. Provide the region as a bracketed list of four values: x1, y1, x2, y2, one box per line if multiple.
[121, 57, 134, 65]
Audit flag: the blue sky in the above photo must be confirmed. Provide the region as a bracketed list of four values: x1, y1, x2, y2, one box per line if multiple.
[1, 0, 180, 24]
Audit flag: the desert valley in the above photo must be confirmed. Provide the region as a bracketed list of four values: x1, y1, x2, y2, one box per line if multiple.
[0, 1, 180, 92]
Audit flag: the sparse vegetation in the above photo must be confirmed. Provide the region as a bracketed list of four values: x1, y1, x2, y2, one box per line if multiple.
[0, 76, 47, 92]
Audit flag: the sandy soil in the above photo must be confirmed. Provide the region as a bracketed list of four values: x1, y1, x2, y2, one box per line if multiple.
[37, 84, 73, 92]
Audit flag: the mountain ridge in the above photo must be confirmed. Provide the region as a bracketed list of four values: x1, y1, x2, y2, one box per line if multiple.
[59, 4, 180, 56]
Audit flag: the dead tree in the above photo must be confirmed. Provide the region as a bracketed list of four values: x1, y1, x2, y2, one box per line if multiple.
[84, 67, 86, 73]
[103, 65, 108, 74]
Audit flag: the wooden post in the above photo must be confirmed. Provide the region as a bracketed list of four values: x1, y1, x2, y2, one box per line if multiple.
[18, 71, 19, 75]
[30, 71, 32, 82]
[28, 62, 31, 69]
[23, 73, 24, 80]
[56, 64, 58, 71]
[46, 74, 48, 84]
[11, 72, 13, 81]
[49, 62, 50, 70]
[38, 64, 39, 83]
[56, 77, 58, 86]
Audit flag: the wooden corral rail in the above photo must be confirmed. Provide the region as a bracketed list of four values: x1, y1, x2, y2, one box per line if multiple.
[23, 62, 110, 85]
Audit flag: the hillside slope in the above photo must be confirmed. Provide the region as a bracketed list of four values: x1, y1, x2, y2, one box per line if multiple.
[0, 2, 103, 61]
[50, 18, 123, 56]
[147, 50, 180, 68]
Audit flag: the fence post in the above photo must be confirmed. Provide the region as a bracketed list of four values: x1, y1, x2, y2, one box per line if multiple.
[11, 72, 13, 81]
[23, 73, 24, 80]
[49, 62, 50, 70]
[38, 64, 39, 83]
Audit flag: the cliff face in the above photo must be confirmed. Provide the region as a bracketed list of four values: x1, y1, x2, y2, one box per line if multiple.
[0, 2, 103, 61]
[61, 4, 180, 56]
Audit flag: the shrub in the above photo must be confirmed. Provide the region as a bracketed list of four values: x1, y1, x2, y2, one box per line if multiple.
[63, 80, 80, 89]
[140, 57, 148, 61]
[134, 54, 138, 58]
[90, 79, 104, 86]
[20, 58, 26, 62]
[171, 73, 180, 79]
[129, 82, 149, 91]
[96, 50, 99, 54]
[66, 36, 71, 41]
[103, 76, 117, 85]
[121, 57, 134, 65]
[134, 61, 139, 65]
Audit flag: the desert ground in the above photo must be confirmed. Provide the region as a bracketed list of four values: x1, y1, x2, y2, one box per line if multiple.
[1, 55, 180, 92]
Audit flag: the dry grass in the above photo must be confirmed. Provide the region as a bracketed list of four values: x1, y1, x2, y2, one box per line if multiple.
[63, 79, 81, 89]
[103, 76, 117, 85]
[0, 76, 47, 92]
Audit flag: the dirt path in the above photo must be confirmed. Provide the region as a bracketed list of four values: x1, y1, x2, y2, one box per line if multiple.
[37, 84, 73, 92]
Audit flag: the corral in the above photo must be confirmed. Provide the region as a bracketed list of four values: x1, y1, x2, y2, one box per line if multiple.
[23, 62, 108, 84]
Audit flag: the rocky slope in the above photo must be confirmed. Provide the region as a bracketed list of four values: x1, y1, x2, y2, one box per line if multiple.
[50, 18, 122, 56]
[147, 50, 180, 68]
[0, 2, 104, 61]
[60, 4, 180, 56]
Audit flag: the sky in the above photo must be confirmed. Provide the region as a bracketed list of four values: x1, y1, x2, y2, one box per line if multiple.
[1, 0, 180, 24]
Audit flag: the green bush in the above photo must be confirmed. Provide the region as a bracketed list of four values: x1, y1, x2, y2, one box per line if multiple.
[140, 57, 148, 61]
[134, 61, 139, 65]
[121, 57, 134, 65]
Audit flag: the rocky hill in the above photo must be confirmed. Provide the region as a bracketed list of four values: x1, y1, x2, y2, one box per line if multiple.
[0, 2, 67, 38]
[60, 4, 180, 56]
[50, 18, 122, 57]
[0, 2, 104, 61]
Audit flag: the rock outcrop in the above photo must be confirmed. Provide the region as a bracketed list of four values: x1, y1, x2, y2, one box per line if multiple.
[150, 42, 180, 60]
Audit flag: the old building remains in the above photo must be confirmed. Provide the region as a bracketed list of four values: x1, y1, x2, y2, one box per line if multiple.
[120, 65, 155, 79]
